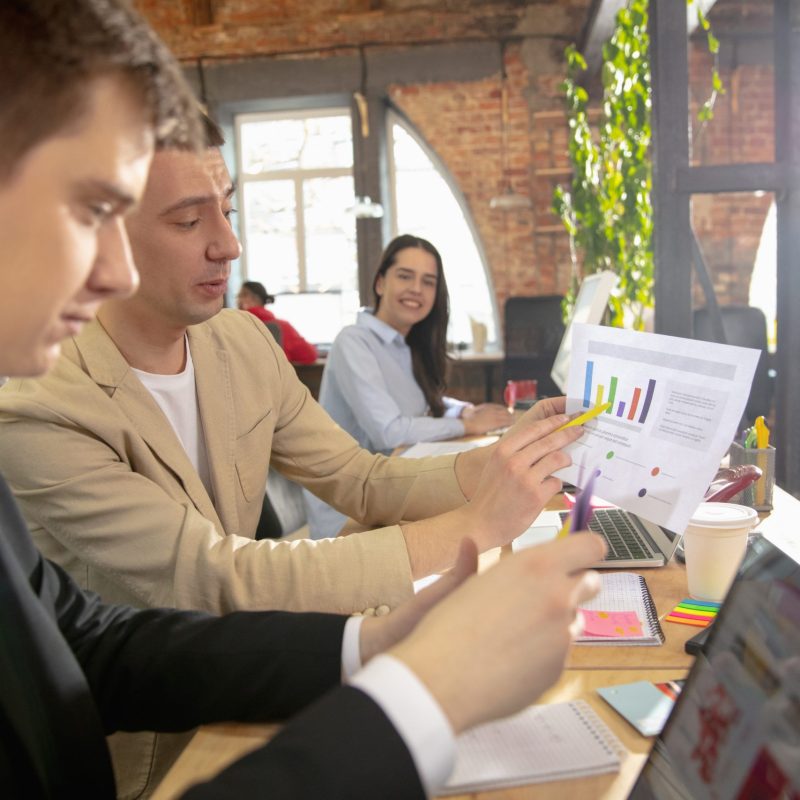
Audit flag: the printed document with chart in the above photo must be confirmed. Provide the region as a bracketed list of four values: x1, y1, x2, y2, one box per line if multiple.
[558, 324, 759, 535]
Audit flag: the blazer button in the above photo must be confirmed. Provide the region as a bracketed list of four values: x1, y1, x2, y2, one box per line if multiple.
[362, 607, 376, 616]
[375, 605, 390, 616]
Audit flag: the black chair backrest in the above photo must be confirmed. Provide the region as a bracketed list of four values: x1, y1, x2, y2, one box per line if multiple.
[265, 321, 282, 347]
[502, 295, 565, 397]
[693, 305, 774, 424]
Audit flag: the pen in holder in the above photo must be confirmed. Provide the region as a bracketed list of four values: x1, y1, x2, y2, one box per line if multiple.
[729, 441, 775, 511]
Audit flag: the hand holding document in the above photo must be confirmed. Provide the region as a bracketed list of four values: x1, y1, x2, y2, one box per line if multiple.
[557, 324, 759, 535]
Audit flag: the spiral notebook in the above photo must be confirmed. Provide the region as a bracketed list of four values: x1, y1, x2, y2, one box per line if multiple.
[441, 699, 623, 794]
[577, 572, 665, 645]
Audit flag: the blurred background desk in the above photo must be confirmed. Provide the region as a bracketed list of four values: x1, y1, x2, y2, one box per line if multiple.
[446, 349, 504, 404]
[292, 351, 505, 405]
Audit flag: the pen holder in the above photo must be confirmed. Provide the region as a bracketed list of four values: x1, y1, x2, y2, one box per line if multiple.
[729, 442, 775, 511]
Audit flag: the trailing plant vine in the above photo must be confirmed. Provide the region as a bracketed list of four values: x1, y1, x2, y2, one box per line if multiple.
[553, 0, 723, 329]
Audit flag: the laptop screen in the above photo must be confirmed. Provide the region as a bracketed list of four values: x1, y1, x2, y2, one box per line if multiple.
[550, 271, 618, 392]
[629, 537, 800, 798]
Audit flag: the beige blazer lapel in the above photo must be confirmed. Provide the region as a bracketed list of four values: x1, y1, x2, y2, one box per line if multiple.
[188, 324, 241, 535]
[72, 321, 224, 531]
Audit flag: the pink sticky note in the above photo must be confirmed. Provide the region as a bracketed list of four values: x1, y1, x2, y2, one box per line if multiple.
[581, 609, 643, 638]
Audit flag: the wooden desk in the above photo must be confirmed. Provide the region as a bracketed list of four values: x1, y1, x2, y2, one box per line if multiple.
[447, 350, 504, 404]
[291, 357, 326, 400]
[291, 350, 507, 406]
[155, 486, 799, 799]
[153, 667, 688, 800]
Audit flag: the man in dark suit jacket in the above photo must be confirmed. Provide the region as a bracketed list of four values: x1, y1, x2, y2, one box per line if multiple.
[0, 1, 604, 797]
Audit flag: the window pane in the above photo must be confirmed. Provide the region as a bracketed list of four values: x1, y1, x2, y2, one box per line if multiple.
[392, 124, 435, 171]
[240, 119, 305, 174]
[243, 180, 298, 293]
[239, 114, 353, 175]
[298, 116, 353, 170]
[304, 177, 357, 292]
[271, 292, 359, 346]
[391, 119, 497, 346]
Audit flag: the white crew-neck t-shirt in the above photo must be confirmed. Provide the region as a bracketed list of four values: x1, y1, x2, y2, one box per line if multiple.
[132, 342, 213, 500]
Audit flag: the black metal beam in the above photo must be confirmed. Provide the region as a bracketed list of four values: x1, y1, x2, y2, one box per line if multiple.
[578, 0, 627, 76]
[676, 162, 800, 194]
[581, 0, 717, 76]
[352, 93, 391, 306]
[773, 0, 800, 495]
[195, 42, 501, 106]
[651, 0, 693, 337]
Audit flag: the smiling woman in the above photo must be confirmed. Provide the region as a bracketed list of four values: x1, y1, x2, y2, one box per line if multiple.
[303, 234, 512, 538]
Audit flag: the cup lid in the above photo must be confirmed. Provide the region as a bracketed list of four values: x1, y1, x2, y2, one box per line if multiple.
[689, 502, 758, 529]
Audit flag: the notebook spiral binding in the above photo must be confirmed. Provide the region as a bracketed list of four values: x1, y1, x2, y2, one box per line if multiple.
[638, 575, 666, 644]
[571, 700, 626, 757]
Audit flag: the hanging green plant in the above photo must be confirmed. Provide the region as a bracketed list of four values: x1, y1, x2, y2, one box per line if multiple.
[553, 0, 723, 330]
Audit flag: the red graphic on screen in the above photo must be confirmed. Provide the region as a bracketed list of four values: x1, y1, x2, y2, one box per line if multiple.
[691, 683, 741, 784]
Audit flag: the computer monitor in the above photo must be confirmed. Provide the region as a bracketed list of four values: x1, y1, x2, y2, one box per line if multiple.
[629, 536, 800, 798]
[550, 271, 618, 392]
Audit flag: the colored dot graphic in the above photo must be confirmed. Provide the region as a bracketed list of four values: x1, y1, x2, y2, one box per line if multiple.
[651, 467, 661, 476]
[606, 451, 615, 459]
[638, 488, 647, 497]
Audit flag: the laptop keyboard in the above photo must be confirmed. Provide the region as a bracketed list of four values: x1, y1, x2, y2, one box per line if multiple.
[559, 508, 655, 562]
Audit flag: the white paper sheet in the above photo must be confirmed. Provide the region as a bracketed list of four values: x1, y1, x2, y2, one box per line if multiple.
[399, 436, 498, 458]
[558, 324, 759, 534]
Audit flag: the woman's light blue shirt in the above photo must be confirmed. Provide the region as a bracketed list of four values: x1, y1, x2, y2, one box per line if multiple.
[304, 310, 467, 538]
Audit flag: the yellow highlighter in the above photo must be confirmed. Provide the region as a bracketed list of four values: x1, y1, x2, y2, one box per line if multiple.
[557, 402, 613, 431]
[556, 516, 571, 539]
[754, 415, 770, 506]
[754, 415, 770, 448]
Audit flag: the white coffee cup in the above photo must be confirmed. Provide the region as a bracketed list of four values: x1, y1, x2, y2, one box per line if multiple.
[683, 502, 759, 602]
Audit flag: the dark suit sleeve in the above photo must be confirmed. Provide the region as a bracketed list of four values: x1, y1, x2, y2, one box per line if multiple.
[27, 535, 347, 732]
[182, 686, 425, 800]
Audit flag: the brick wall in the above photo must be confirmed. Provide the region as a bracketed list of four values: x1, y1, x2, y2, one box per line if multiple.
[135, 0, 776, 327]
[389, 43, 555, 325]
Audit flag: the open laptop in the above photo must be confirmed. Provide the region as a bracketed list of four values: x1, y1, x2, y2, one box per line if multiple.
[628, 536, 800, 798]
[513, 506, 682, 568]
[550, 270, 618, 393]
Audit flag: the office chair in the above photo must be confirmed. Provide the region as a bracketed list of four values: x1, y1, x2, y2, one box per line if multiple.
[264, 321, 282, 347]
[693, 305, 774, 425]
[502, 295, 565, 398]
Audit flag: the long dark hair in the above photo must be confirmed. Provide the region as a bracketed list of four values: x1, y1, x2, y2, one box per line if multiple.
[373, 235, 450, 417]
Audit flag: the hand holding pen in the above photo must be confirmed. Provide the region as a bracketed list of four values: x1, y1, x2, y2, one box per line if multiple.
[557, 467, 598, 538]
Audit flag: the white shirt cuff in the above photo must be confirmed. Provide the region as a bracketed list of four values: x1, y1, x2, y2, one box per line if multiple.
[341, 615, 364, 681]
[444, 398, 470, 418]
[350, 654, 456, 795]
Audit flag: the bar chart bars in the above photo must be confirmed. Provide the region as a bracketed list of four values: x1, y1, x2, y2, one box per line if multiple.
[582, 360, 656, 424]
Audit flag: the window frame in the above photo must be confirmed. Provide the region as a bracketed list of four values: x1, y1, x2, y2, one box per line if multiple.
[234, 106, 355, 295]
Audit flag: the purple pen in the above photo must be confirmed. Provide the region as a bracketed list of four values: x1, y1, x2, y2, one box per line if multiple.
[570, 469, 598, 532]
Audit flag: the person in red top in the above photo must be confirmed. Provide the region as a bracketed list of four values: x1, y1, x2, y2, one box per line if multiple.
[236, 281, 318, 364]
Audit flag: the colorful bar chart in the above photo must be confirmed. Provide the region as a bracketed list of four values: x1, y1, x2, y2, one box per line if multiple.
[582, 361, 657, 424]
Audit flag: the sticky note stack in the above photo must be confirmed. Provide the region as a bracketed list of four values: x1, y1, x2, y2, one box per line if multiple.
[664, 598, 720, 628]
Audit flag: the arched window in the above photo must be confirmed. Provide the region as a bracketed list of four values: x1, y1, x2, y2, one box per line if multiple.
[387, 111, 499, 346]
